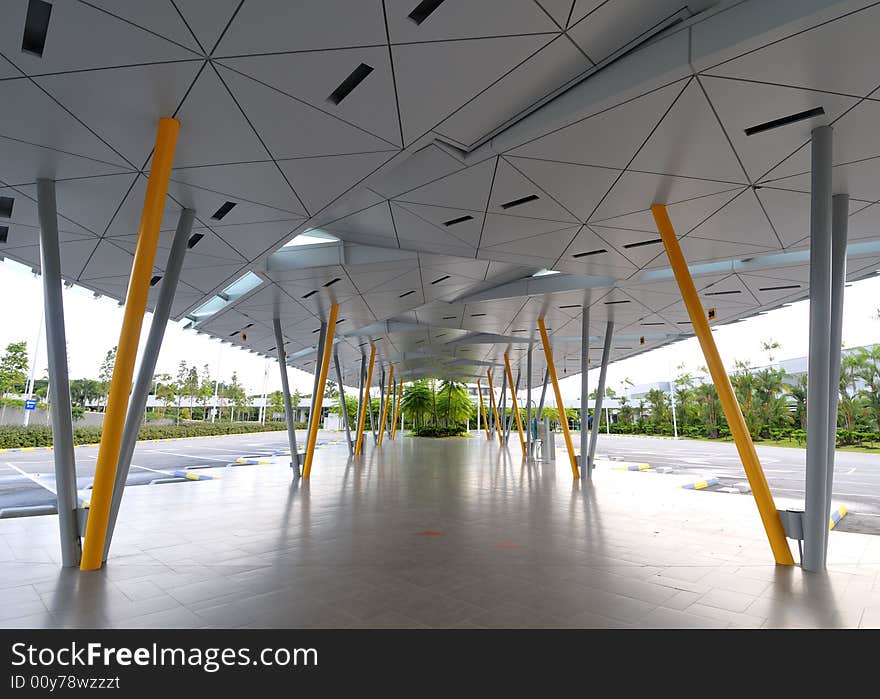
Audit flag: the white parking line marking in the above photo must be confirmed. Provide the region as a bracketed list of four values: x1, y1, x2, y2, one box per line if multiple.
[5, 461, 56, 494]
[146, 450, 231, 462]
[131, 464, 173, 475]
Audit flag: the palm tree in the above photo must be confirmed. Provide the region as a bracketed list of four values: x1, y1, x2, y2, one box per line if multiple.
[401, 380, 432, 429]
[695, 382, 721, 438]
[437, 380, 471, 427]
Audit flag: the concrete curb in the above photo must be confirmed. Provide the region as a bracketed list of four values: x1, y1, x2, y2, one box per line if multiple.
[681, 478, 720, 490]
[173, 470, 220, 481]
[829, 505, 848, 530]
[613, 463, 652, 472]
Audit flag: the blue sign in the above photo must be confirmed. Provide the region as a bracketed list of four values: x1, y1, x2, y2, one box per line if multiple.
[24, 399, 37, 411]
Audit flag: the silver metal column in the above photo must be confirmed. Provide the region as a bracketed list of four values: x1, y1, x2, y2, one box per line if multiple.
[526, 344, 533, 458]
[333, 351, 353, 455]
[825, 194, 849, 534]
[37, 179, 81, 568]
[537, 368, 549, 420]
[104, 209, 194, 560]
[587, 320, 614, 478]
[498, 376, 507, 446]
[804, 125, 833, 572]
[355, 352, 366, 444]
[307, 322, 327, 439]
[580, 304, 589, 473]
[273, 317, 301, 476]
[504, 370, 520, 442]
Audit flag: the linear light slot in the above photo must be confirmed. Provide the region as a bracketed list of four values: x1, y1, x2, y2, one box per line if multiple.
[302, 289, 318, 299]
[0, 197, 14, 219]
[559, 304, 580, 309]
[267, 347, 275, 353]
[229, 331, 240, 337]
[705, 289, 741, 296]
[187, 233, 204, 249]
[22, 0, 52, 57]
[745, 107, 825, 136]
[470, 313, 486, 317]
[623, 238, 663, 249]
[323, 277, 341, 287]
[640, 322, 663, 326]
[759, 284, 801, 292]
[328, 63, 374, 105]
[211, 201, 237, 220]
[408, 0, 446, 25]
[336, 318, 345, 324]
[0, 226, 8, 244]
[245, 323, 254, 329]
[604, 300, 630, 305]
[573, 249, 607, 258]
[312, 328, 321, 334]
[500, 194, 539, 210]
[443, 215, 473, 227]
[677, 321, 691, 325]
[149, 275, 162, 287]
[399, 290, 416, 298]
[442, 315, 457, 320]
[431, 275, 450, 285]
[359, 342, 369, 347]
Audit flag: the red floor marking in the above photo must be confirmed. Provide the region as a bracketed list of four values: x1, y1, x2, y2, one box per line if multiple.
[494, 542, 525, 548]
[416, 531, 445, 537]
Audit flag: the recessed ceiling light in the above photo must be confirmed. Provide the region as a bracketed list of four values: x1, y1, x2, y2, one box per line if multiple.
[704, 289, 741, 296]
[431, 275, 451, 285]
[0, 226, 9, 244]
[744, 107, 825, 136]
[623, 238, 663, 249]
[302, 289, 318, 299]
[186, 233, 204, 249]
[0, 197, 14, 219]
[328, 63, 374, 105]
[758, 284, 800, 292]
[323, 277, 341, 287]
[604, 299, 630, 305]
[572, 249, 607, 258]
[399, 290, 416, 298]
[532, 268, 560, 277]
[408, 0, 446, 25]
[21, 0, 52, 58]
[149, 275, 162, 287]
[443, 215, 473, 227]
[501, 194, 539, 210]
[211, 201, 237, 220]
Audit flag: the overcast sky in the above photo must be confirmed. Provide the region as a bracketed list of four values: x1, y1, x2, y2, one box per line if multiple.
[1, 257, 878, 403]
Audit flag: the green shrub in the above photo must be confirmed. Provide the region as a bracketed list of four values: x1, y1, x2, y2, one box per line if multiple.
[412, 424, 467, 438]
[0, 420, 288, 448]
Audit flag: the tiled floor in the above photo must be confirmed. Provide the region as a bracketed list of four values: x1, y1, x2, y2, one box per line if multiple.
[2, 436, 880, 628]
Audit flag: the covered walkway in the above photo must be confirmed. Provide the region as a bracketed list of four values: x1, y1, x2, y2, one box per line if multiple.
[2, 436, 878, 629]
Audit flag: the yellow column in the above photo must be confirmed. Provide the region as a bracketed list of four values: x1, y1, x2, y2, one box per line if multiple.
[537, 318, 580, 479]
[377, 364, 394, 446]
[303, 303, 339, 478]
[80, 118, 179, 570]
[354, 346, 376, 456]
[391, 378, 403, 440]
[476, 379, 490, 439]
[486, 370, 503, 446]
[503, 353, 527, 457]
[651, 204, 794, 566]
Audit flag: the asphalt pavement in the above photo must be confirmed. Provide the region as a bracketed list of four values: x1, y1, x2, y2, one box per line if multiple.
[3, 430, 879, 533]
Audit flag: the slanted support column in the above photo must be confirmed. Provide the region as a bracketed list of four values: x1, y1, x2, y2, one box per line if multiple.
[826, 193, 849, 534]
[486, 370, 503, 445]
[391, 378, 403, 440]
[36, 179, 81, 568]
[303, 304, 338, 478]
[498, 375, 507, 445]
[477, 379, 490, 439]
[104, 208, 194, 561]
[354, 346, 376, 456]
[804, 125, 834, 572]
[333, 351, 353, 456]
[378, 365, 394, 446]
[580, 304, 589, 473]
[273, 318, 301, 475]
[526, 344, 533, 457]
[537, 368, 549, 419]
[307, 322, 327, 440]
[538, 318, 580, 479]
[504, 354, 527, 457]
[587, 320, 614, 478]
[81, 117, 179, 571]
[651, 203, 794, 566]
